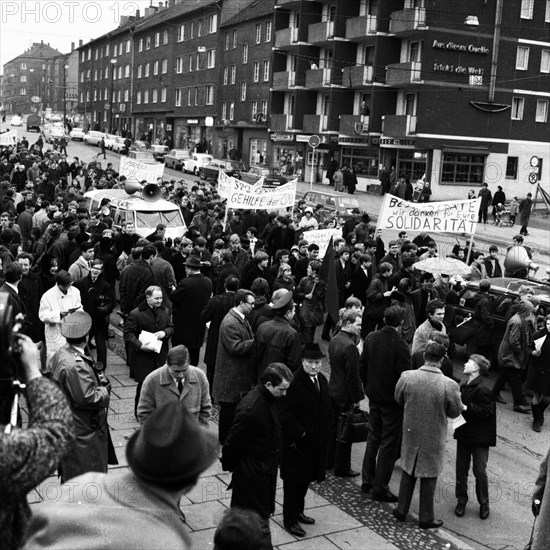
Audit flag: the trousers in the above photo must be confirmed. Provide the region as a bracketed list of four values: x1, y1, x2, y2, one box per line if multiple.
[492, 367, 527, 406]
[328, 399, 352, 474]
[397, 469, 437, 523]
[455, 442, 489, 506]
[283, 480, 309, 525]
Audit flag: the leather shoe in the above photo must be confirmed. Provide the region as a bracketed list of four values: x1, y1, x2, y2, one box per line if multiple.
[284, 523, 306, 537]
[297, 513, 315, 524]
[334, 469, 360, 478]
[454, 502, 466, 517]
[494, 394, 507, 404]
[514, 405, 530, 414]
[361, 483, 373, 494]
[419, 519, 443, 529]
[480, 505, 490, 520]
[392, 508, 406, 522]
[372, 490, 398, 503]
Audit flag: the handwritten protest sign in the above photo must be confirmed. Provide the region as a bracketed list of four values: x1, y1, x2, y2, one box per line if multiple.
[226, 179, 297, 210]
[301, 228, 342, 258]
[377, 194, 481, 234]
[0, 130, 17, 146]
[119, 156, 164, 183]
[218, 171, 264, 198]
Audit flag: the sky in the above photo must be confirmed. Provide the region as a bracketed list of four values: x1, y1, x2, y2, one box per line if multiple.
[0, 0, 154, 70]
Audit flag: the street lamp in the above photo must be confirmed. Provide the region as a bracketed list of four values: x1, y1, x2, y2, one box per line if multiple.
[63, 64, 69, 129]
[109, 58, 117, 133]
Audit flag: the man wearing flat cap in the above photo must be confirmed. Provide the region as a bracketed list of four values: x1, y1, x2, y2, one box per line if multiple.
[50, 310, 116, 483]
[255, 289, 302, 380]
[24, 403, 219, 549]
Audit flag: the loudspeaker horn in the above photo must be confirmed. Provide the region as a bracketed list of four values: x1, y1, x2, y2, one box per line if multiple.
[142, 183, 162, 202]
[124, 181, 142, 195]
[504, 246, 540, 274]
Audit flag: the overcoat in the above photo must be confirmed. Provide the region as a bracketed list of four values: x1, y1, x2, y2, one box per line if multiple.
[123, 302, 173, 383]
[395, 366, 463, 477]
[519, 197, 532, 226]
[279, 367, 330, 483]
[201, 291, 235, 367]
[498, 313, 533, 369]
[328, 331, 364, 405]
[533, 445, 550, 550]
[50, 344, 111, 482]
[170, 272, 212, 350]
[212, 308, 255, 403]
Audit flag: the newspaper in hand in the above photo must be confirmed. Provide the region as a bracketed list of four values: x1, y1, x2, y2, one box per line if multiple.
[534, 335, 547, 353]
[139, 330, 162, 353]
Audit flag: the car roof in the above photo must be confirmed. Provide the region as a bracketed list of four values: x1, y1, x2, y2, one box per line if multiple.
[464, 277, 550, 302]
[84, 189, 179, 212]
[303, 190, 346, 198]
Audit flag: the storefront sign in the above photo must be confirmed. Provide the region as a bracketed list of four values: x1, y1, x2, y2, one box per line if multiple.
[119, 156, 164, 183]
[270, 133, 294, 142]
[226, 179, 297, 210]
[0, 130, 17, 145]
[377, 194, 481, 234]
[432, 39, 489, 55]
[379, 138, 416, 147]
[338, 136, 372, 145]
[186, 119, 199, 124]
[296, 134, 328, 143]
[433, 63, 484, 75]
[302, 228, 342, 258]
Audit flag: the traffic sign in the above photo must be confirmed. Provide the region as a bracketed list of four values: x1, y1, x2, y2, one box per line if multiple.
[529, 172, 538, 184]
[308, 134, 320, 148]
[30, 96, 40, 104]
[530, 156, 539, 168]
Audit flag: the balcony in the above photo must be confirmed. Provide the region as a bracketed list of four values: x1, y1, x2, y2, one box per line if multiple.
[383, 115, 417, 137]
[272, 71, 300, 90]
[342, 65, 373, 88]
[386, 62, 422, 87]
[389, 8, 426, 34]
[274, 27, 303, 49]
[270, 113, 295, 132]
[346, 15, 377, 40]
[308, 21, 340, 45]
[303, 114, 336, 133]
[339, 114, 369, 136]
[305, 67, 343, 89]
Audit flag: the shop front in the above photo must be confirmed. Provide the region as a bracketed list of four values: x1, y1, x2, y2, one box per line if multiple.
[270, 133, 305, 181]
[134, 116, 169, 144]
[174, 117, 213, 153]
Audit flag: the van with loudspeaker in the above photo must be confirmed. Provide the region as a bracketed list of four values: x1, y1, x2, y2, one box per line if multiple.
[84, 183, 187, 241]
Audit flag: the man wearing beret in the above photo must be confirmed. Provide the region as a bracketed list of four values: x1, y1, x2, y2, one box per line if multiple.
[50, 310, 116, 483]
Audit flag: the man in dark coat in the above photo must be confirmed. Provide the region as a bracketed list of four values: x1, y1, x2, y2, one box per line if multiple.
[468, 280, 495, 365]
[222, 363, 293, 550]
[410, 272, 440, 326]
[279, 344, 330, 537]
[0, 261, 26, 317]
[17, 252, 44, 342]
[119, 246, 156, 315]
[477, 183, 492, 224]
[265, 216, 295, 261]
[360, 306, 411, 501]
[328, 310, 365, 477]
[484, 245, 503, 278]
[201, 275, 238, 396]
[124, 286, 174, 415]
[170, 256, 212, 366]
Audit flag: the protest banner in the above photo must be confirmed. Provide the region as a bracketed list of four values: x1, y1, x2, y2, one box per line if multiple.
[301, 228, 342, 258]
[119, 156, 164, 183]
[376, 194, 481, 235]
[0, 130, 17, 146]
[218, 171, 264, 198]
[226, 179, 297, 210]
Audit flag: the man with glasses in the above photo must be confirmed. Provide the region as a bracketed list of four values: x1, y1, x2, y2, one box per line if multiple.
[212, 289, 256, 444]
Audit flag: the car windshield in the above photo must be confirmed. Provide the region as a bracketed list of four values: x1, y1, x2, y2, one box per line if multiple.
[136, 210, 182, 229]
[338, 196, 361, 208]
[132, 152, 155, 160]
[229, 162, 245, 170]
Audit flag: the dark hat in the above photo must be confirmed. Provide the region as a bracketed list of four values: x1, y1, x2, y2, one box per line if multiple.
[361, 213, 371, 223]
[184, 256, 202, 269]
[126, 402, 218, 486]
[351, 208, 361, 214]
[302, 342, 324, 360]
[402, 256, 416, 268]
[61, 311, 92, 339]
[271, 289, 293, 310]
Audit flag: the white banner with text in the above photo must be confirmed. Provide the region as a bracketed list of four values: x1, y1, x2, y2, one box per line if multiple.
[225, 179, 297, 210]
[0, 130, 17, 145]
[119, 156, 164, 183]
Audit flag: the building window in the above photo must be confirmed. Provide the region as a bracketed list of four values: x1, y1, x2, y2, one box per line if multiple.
[188, 54, 193, 72]
[145, 63, 150, 77]
[229, 101, 235, 120]
[94, 69, 98, 80]
[175, 88, 182, 107]
[86, 69, 91, 79]
[342, 146, 380, 178]
[153, 61, 159, 75]
[154, 32, 160, 47]
[125, 40, 130, 53]
[231, 65, 236, 84]
[224, 32, 230, 50]
[243, 43, 248, 64]
[541, 50, 550, 73]
[20, 75, 26, 83]
[207, 49, 216, 68]
[178, 24, 185, 42]
[94, 89, 98, 101]
[138, 39, 143, 52]
[232, 30, 237, 49]
[145, 36, 151, 50]
[80, 71, 85, 83]
[208, 14, 217, 33]
[222, 102, 227, 120]
[144, 90, 149, 103]
[240, 82, 247, 101]
[196, 53, 200, 71]
[546, 0, 550, 22]
[516, 46, 529, 70]
[441, 153, 486, 185]
[506, 156, 518, 178]
[20, 86, 26, 95]
[105, 67, 110, 79]
[255, 23, 261, 44]
[105, 44, 109, 56]
[137, 64, 142, 78]
[265, 20, 272, 42]
[162, 59, 168, 73]
[188, 88, 193, 105]
[223, 66, 229, 85]
[252, 101, 258, 117]
[206, 85, 214, 105]
[87, 49, 91, 60]
[511, 97, 525, 120]
[197, 19, 203, 38]
[94, 49, 99, 60]
[261, 100, 267, 115]
[152, 89, 158, 103]
[520, 0, 534, 19]
[253, 61, 260, 82]
[263, 60, 270, 81]
[190, 21, 195, 39]
[536, 99, 548, 122]
[124, 89, 129, 101]
[163, 30, 168, 45]
[125, 65, 130, 78]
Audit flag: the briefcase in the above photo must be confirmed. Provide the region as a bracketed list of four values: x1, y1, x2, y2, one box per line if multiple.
[336, 407, 370, 443]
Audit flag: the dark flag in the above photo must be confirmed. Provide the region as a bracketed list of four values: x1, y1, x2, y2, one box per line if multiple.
[319, 236, 339, 324]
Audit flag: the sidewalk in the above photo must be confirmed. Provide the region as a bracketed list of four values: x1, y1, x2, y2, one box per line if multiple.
[27, 337, 472, 550]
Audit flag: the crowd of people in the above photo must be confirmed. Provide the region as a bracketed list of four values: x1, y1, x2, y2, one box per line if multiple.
[0, 134, 549, 549]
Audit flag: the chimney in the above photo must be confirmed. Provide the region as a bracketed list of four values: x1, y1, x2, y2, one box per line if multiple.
[79, 39, 83, 47]
[71, 42, 75, 52]
[135, 9, 140, 18]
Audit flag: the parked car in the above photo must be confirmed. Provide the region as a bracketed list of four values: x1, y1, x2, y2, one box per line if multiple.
[301, 190, 362, 222]
[69, 127, 85, 141]
[182, 153, 213, 175]
[104, 133, 118, 150]
[200, 159, 246, 182]
[240, 164, 288, 188]
[10, 115, 23, 127]
[83, 130, 105, 146]
[44, 125, 67, 143]
[26, 114, 41, 132]
[150, 144, 170, 162]
[112, 136, 129, 154]
[164, 149, 191, 170]
[128, 150, 157, 164]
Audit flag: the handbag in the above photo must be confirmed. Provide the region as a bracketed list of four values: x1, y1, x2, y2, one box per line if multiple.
[336, 406, 369, 444]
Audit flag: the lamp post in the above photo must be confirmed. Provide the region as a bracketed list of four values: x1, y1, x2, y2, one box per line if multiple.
[63, 64, 69, 129]
[109, 58, 117, 133]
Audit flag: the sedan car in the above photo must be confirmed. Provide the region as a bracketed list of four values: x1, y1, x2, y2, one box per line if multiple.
[69, 127, 85, 141]
[150, 144, 170, 162]
[200, 159, 246, 182]
[44, 125, 68, 143]
[240, 164, 288, 188]
[10, 115, 23, 127]
[104, 134, 118, 150]
[83, 131, 105, 146]
[182, 153, 213, 175]
[301, 190, 362, 222]
[164, 149, 191, 170]
[112, 136, 129, 154]
[128, 150, 157, 164]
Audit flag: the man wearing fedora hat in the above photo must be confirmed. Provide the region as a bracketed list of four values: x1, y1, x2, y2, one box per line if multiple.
[24, 403, 219, 549]
[279, 343, 331, 537]
[255, 289, 302, 379]
[50, 310, 116, 483]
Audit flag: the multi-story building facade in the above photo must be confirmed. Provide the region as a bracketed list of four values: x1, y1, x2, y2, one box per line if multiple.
[272, 0, 549, 199]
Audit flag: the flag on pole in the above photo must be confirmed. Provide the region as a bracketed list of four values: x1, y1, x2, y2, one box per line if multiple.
[318, 236, 339, 325]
